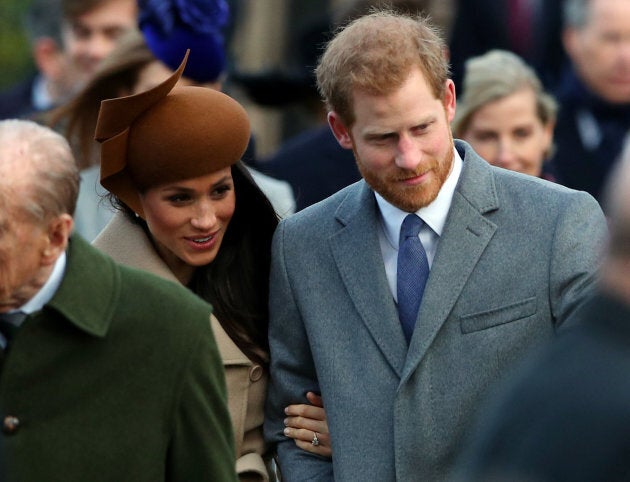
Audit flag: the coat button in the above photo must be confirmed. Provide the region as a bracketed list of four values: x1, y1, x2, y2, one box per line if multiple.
[3, 416, 20, 434]
[249, 364, 263, 382]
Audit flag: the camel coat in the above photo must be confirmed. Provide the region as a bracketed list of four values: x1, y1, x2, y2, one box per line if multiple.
[94, 213, 269, 481]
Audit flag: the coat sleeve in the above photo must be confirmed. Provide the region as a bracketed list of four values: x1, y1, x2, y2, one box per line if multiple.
[264, 220, 334, 482]
[550, 190, 608, 328]
[167, 314, 238, 482]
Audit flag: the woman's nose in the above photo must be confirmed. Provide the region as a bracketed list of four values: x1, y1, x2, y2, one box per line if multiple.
[190, 202, 216, 230]
[495, 138, 517, 167]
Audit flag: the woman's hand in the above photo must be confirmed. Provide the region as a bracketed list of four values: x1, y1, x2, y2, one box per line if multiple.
[283, 391, 331, 458]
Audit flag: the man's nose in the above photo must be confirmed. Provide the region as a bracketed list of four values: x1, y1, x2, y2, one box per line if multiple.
[86, 34, 116, 63]
[394, 134, 422, 170]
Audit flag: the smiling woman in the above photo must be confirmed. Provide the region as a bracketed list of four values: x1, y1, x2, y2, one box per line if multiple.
[139, 169, 236, 285]
[452, 49, 558, 179]
[91, 54, 284, 481]
[90, 47, 331, 480]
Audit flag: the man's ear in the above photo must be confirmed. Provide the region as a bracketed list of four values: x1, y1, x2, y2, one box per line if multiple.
[328, 111, 354, 149]
[41, 214, 74, 266]
[562, 27, 579, 62]
[443, 79, 457, 123]
[33, 37, 64, 81]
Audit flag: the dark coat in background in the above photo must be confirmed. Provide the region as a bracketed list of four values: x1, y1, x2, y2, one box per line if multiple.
[0, 75, 38, 120]
[453, 291, 630, 482]
[448, 0, 565, 91]
[549, 67, 630, 204]
[260, 125, 360, 212]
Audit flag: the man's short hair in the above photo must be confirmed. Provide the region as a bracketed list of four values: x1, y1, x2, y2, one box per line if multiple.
[315, 10, 449, 126]
[23, 0, 64, 45]
[0, 120, 79, 220]
[563, 0, 590, 29]
[61, 0, 120, 20]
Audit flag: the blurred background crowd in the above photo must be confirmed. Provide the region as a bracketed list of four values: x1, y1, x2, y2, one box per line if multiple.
[0, 0, 628, 222]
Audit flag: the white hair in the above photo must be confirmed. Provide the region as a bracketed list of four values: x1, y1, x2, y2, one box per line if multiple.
[0, 119, 79, 220]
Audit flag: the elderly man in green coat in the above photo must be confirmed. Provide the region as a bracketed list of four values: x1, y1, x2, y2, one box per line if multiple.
[0, 119, 237, 481]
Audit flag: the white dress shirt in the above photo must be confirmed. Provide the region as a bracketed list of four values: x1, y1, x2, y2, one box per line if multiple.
[0, 253, 67, 349]
[376, 149, 463, 301]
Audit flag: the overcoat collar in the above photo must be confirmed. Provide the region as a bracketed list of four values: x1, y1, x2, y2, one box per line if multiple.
[94, 211, 178, 283]
[329, 140, 500, 380]
[331, 180, 408, 377]
[93, 213, 248, 364]
[44, 235, 120, 338]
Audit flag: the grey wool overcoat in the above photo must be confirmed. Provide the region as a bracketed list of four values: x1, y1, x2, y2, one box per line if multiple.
[264, 140, 608, 481]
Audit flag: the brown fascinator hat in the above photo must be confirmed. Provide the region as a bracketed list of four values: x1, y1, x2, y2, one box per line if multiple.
[94, 50, 251, 217]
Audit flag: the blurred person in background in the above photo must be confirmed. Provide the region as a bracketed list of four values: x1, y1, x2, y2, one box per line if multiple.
[452, 49, 557, 180]
[0, 0, 137, 121]
[49, 0, 294, 241]
[451, 137, 630, 482]
[550, 0, 630, 204]
[48, 31, 156, 240]
[60, 0, 138, 90]
[448, 0, 566, 91]
[0, 0, 74, 120]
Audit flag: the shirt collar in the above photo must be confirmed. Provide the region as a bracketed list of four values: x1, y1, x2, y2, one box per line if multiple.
[31, 74, 55, 111]
[20, 252, 67, 315]
[376, 147, 463, 248]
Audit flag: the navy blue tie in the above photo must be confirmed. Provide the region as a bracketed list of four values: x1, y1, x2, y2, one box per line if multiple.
[0, 311, 26, 351]
[397, 214, 430, 344]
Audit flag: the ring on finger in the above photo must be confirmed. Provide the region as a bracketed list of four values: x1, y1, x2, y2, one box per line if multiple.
[311, 431, 320, 446]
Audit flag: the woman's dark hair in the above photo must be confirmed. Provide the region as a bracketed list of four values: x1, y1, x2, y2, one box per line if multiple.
[190, 162, 278, 366]
[115, 161, 278, 366]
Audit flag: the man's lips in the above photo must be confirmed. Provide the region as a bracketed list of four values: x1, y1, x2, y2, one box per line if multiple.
[399, 170, 431, 185]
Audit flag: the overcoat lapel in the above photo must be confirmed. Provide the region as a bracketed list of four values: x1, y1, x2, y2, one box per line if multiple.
[93, 212, 178, 283]
[329, 182, 408, 378]
[402, 145, 500, 382]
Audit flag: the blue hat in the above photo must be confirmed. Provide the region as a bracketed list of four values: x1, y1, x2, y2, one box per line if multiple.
[139, 0, 229, 83]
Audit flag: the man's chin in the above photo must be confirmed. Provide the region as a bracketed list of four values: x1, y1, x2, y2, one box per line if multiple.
[376, 182, 440, 212]
[0, 301, 20, 313]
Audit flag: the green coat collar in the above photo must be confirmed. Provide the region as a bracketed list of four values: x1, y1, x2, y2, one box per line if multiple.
[44, 235, 119, 338]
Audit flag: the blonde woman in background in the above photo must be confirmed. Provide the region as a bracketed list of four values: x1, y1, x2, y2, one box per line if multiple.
[452, 49, 558, 180]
